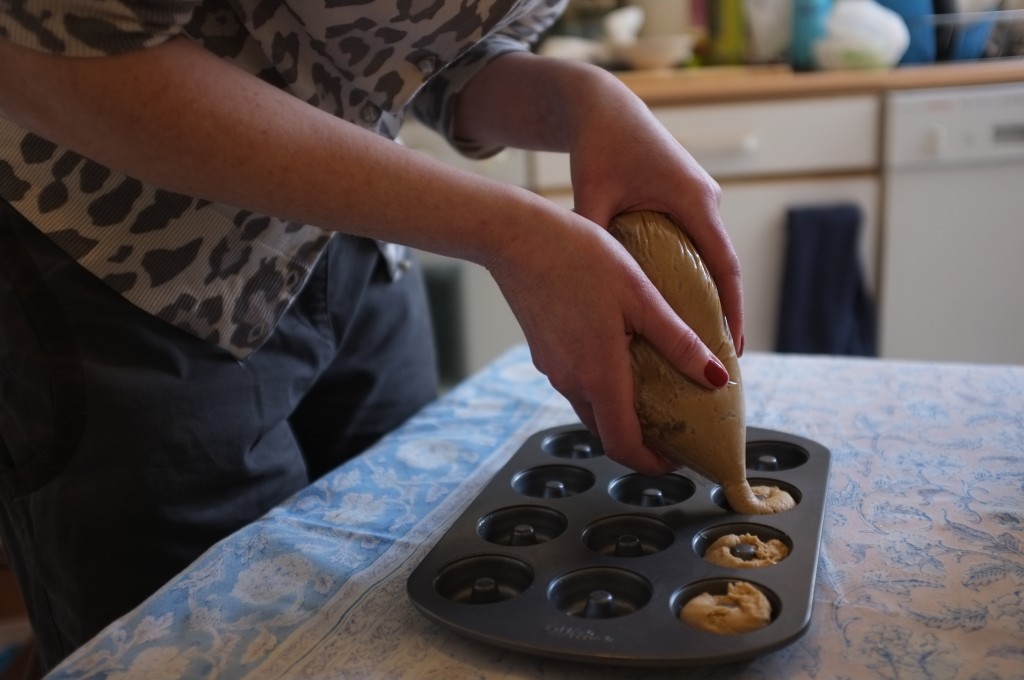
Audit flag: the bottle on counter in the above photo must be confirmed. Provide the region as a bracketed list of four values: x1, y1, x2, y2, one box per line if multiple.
[790, 0, 832, 70]
[708, 0, 749, 65]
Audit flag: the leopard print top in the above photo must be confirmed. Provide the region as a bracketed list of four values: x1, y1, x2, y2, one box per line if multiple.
[0, 0, 566, 357]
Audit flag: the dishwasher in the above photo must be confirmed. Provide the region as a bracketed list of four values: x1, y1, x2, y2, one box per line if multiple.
[879, 81, 1024, 365]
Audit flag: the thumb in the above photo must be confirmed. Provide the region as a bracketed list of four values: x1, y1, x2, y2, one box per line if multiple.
[635, 293, 730, 391]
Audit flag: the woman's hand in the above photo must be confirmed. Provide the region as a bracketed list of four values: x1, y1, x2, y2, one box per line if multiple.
[564, 70, 744, 356]
[483, 196, 729, 475]
[455, 54, 744, 473]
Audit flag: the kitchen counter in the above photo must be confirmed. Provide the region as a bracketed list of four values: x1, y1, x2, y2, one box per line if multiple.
[47, 347, 1024, 679]
[617, 58, 1024, 105]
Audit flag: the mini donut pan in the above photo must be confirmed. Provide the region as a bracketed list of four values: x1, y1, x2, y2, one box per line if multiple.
[407, 425, 831, 667]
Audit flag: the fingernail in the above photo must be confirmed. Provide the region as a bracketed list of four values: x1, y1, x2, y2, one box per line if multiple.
[704, 358, 729, 388]
[738, 334, 745, 357]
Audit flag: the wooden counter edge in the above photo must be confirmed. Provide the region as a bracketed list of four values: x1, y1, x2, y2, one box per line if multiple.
[617, 59, 1024, 105]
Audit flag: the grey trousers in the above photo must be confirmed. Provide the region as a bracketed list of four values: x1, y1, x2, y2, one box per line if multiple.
[0, 199, 439, 669]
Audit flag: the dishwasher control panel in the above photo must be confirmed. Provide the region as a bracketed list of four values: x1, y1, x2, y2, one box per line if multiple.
[885, 82, 1024, 167]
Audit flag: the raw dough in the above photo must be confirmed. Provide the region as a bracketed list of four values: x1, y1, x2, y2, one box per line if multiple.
[703, 532, 790, 568]
[609, 211, 780, 514]
[740, 484, 796, 514]
[680, 581, 772, 634]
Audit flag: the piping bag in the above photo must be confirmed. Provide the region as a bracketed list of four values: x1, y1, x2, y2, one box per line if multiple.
[609, 211, 794, 515]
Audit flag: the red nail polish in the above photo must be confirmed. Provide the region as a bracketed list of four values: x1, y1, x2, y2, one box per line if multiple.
[738, 334, 745, 357]
[704, 358, 729, 388]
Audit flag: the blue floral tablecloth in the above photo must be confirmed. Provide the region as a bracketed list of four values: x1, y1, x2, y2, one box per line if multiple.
[49, 346, 1024, 679]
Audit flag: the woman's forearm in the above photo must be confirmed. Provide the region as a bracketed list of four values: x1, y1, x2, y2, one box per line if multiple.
[452, 51, 636, 154]
[453, 50, 745, 357]
[0, 35, 742, 472]
[0, 36, 560, 267]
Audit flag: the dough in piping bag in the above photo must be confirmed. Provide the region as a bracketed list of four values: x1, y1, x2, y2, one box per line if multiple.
[609, 211, 794, 515]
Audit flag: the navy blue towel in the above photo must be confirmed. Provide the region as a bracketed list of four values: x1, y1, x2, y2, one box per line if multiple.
[775, 204, 877, 357]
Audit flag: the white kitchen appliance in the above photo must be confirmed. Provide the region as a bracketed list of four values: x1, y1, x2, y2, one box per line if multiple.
[880, 81, 1024, 364]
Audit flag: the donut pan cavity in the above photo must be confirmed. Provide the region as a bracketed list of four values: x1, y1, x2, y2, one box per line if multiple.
[407, 425, 831, 667]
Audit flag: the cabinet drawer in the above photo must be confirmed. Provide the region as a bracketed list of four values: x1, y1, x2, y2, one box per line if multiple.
[531, 95, 880, 191]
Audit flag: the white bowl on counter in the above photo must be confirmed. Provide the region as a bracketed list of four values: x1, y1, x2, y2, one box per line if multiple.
[612, 34, 694, 71]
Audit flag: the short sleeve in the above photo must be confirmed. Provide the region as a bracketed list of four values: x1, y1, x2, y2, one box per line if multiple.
[0, 0, 201, 57]
[409, 0, 568, 160]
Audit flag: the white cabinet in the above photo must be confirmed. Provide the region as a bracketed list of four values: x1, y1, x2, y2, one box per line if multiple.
[532, 95, 879, 189]
[402, 94, 883, 376]
[879, 84, 1024, 364]
[535, 95, 882, 353]
[719, 177, 879, 352]
[405, 77, 1024, 372]
[880, 160, 1024, 363]
[674, 96, 880, 352]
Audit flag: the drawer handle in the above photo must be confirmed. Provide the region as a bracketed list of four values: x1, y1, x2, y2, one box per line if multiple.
[680, 132, 759, 157]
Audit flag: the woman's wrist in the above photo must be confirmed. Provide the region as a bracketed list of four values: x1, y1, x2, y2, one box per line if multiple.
[549, 62, 643, 151]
